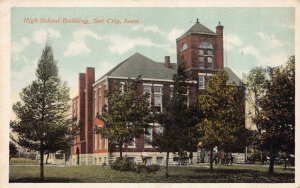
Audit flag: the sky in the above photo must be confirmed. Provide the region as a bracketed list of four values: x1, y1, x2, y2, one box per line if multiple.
[11, 7, 295, 114]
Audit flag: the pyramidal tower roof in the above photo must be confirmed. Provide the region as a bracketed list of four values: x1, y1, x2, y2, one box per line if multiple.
[178, 18, 216, 39]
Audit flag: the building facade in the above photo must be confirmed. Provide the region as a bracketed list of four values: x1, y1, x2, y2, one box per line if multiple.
[71, 20, 241, 165]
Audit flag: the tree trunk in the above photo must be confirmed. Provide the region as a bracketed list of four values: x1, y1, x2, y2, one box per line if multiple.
[165, 151, 169, 178]
[284, 159, 287, 170]
[40, 141, 44, 181]
[210, 148, 213, 171]
[119, 142, 123, 159]
[268, 154, 275, 175]
[46, 153, 49, 164]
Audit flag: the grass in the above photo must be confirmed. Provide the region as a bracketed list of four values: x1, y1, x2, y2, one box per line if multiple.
[10, 158, 38, 165]
[9, 164, 294, 183]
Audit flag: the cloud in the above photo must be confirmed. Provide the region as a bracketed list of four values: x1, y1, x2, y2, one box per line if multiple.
[281, 23, 295, 30]
[167, 29, 184, 42]
[224, 34, 243, 51]
[256, 32, 283, 48]
[64, 29, 106, 56]
[239, 45, 260, 58]
[12, 28, 61, 55]
[108, 35, 158, 54]
[132, 24, 165, 35]
[32, 28, 61, 44]
[257, 52, 289, 67]
[12, 37, 31, 55]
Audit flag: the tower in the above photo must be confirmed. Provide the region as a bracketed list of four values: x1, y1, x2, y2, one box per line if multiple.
[176, 19, 224, 84]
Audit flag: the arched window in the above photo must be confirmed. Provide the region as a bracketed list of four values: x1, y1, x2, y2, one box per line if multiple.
[181, 43, 187, 51]
[199, 41, 214, 69]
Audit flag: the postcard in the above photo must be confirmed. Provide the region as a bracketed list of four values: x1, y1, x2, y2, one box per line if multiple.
[0, 0, 299, 188]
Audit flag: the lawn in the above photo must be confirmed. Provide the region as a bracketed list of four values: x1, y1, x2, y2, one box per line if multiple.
[9, 164, 294, 183]
[10, 158, 38, 165]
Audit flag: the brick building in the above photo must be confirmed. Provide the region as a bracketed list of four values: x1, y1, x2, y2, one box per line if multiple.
[71, 20, 241, 165]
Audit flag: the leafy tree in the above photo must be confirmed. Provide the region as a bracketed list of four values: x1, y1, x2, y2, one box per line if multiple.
[152, 60, 200, 177]
[243, 67, 268, 163]
[96, 76, 152, 159]
[198, 70, 245, 170]
[244, 67, 267, 133]
[10, 45, 76, 181]
[255, 56, 295, 175]
[9, 141, 18, 163]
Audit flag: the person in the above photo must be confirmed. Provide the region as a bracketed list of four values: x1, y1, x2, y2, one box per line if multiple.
[141, 151, 147, 165]
[189, 152, 193, 165]
[226, 152, 232, 165]
[220, 151, 225, 164]
[200, 149, 205, 163]
[213, 150, 217, 165]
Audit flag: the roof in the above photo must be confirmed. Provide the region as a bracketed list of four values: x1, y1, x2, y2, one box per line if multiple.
[224, 67, 242, 85]
[95, 53, 241, 86]
[178, 20, 216, 39]
[97, 52, 177, 82]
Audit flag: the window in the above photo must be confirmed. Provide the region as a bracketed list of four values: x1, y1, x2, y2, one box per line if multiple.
[94, 90, 97, 116]
[199, 76, 205, 89]
[199, 41, 214, 69]
[156, 157, 163, 165]
[105, 139, 108, 149]
[146, 157, 152, 166]
[181, 43, 187, 51]
[154, 86, 162, 112]
[128, 157, 135, 163]
[144, 128, 153, 147]
[94, 132, 98, 149]
[98, 87, 102, 115]
[143, 85, 152, 105]
[120, 82, 125, 93]
[98, 134, 102, 150]
[183, 88, 190, 107]
[128, 137, 136, 147]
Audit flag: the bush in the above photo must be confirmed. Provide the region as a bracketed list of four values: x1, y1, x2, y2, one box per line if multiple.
[111, 157, 135, 171]
[111, 157, 160, 173]
[146, 164, 160, 173]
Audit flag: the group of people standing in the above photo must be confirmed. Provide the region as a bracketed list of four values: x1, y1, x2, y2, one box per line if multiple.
[199, 149, 234, 165]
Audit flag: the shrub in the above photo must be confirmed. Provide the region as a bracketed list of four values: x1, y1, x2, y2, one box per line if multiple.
[111, 158, 160, 173]
[146, 164, 160, 173]
[111, 157, 135, 171]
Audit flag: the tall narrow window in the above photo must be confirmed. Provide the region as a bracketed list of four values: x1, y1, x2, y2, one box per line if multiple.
[98, 134, 102, 150]
[143, 85, 152, 105]
[199, 41, 214, 69]
[181, 43, 187, 51]
[120, 82, 125, 93]
[98, 87, 102, 115]
[94, 132, 98, 149]
[199, 76, 205, 89]
[154, 86, 162, 112]
[144, 128, 153, 147]
[105, 139, 108, 149]
[94, 90, 97, 116]
[183, 87, 190, 107]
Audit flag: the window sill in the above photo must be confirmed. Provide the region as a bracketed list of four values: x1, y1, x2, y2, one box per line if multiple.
[144, 146, 153, 148]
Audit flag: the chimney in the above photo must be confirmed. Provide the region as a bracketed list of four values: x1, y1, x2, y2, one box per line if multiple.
[216, 22, 224, 69]
[164, 56, 171, 68]
[85, 67, 95, 154]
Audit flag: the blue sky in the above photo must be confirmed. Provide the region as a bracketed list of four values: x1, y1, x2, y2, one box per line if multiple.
[11, 7, 295, 111]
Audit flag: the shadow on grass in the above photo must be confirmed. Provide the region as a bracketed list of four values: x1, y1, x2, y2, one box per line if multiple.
[164, 167, 294, 183]
[10, 177, 84, 183]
